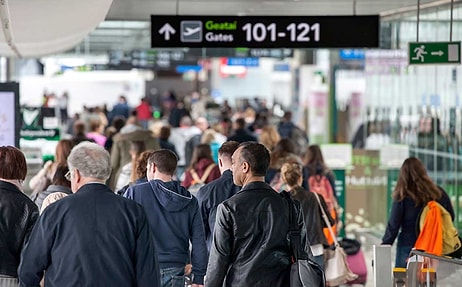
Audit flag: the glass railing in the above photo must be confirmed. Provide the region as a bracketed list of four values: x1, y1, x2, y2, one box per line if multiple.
[405, 250, 462, 287]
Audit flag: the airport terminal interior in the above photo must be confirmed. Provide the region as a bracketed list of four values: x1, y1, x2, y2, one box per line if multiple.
[3, 0, 462, 286]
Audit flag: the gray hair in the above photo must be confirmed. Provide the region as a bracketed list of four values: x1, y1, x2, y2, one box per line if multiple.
[67, 142, 111, 180]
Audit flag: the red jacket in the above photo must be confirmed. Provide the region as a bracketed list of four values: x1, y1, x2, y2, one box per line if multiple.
[182, 158, 221, 188]
[136, 102, 152, 120]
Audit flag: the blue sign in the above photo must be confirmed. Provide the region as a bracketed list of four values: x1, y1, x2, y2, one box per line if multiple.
[176, 65, 202, 73]
[227, 57, 259, 67]
[339, 49, 365, 60]
[273, 63, 290, 71]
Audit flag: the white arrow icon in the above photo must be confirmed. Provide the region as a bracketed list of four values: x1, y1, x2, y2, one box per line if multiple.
[431, 50, 444, 56]
[159, 23, 176, 41]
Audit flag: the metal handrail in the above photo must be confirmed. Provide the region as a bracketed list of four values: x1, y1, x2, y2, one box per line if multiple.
[409, 250, 462, 265]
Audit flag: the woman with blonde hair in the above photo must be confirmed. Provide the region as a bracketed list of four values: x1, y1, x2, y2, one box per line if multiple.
[382, 157, 454, 267]
[280, 162, 334, 268]
[258, 125, 280, 151]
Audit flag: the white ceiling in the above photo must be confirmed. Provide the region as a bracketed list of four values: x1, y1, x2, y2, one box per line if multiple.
[1, 0, 456, 58]
[106, 0, 438, 20]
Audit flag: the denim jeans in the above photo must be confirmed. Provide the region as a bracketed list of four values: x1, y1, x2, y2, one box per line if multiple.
[395, 245, 412, 268]
[161, 266, 185, 287]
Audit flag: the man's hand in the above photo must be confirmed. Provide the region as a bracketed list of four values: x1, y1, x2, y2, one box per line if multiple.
[191, 285, 203, 287]
[184, 264, 192, 275]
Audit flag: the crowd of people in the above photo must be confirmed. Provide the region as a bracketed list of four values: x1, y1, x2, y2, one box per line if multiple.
[1, 93, 457, 286]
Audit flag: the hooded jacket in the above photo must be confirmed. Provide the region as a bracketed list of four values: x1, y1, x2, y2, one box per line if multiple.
[124, 180, 207, 285]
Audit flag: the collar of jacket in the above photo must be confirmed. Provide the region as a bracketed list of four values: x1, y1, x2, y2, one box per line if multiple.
[239, 181, 273, 193]
[76, 182, 113, 194]
[0, 180, 22, 193]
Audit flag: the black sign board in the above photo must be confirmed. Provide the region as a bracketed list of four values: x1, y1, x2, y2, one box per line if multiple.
[151, 15, 379, 48]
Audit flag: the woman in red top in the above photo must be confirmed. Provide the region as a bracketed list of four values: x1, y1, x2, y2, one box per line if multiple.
[182, 144, 221, 189]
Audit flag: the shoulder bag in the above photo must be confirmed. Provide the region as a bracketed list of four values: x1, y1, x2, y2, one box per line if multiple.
[314, 192, 358, 286]
[282, 191, 326, 287]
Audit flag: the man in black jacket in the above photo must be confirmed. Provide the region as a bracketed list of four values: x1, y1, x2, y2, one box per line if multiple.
[19, 142, 160, 287]
[206, 142, 304, 287]
[196, 141, 240, 251]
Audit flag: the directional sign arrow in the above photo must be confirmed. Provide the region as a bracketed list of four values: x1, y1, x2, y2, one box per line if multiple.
[158, 23, 175, 41]
[431, 50, 444, 56]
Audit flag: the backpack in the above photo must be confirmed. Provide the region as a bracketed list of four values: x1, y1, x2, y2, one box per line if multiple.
[415, 200, 461, 256]
[188, 163, 216, 195]
[308, 174, 338, 245]
[308, 174, 337, 213]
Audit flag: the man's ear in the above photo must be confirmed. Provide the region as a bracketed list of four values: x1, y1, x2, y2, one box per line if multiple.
[74, 169, 82, 183]
[242, 161, 250, 174]
[218, 158, 223, 168]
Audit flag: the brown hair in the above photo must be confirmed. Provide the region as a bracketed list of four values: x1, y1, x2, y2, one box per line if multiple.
[0, 146, 27, 180]
[52, 164, 71, 187]
[304, 144, 329, 175]
[134, 150, 155, 180]
[188, 144, 214, 171]
[393, 157, 442, 206]
[281, 162, 303, 188]
[55, 139, 74, 165]
[148, 149, 178, 175]
[159, 126, 171, 140]
[129, 141, 147, 182]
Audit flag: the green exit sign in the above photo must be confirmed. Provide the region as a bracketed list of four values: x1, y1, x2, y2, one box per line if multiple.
[409, 42, 461, 65]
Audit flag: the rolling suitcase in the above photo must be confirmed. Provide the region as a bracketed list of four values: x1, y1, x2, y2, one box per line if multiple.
[345, 248, 368, 285]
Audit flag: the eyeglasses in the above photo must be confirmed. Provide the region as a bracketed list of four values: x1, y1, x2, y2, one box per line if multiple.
[65, 170, 72, 181]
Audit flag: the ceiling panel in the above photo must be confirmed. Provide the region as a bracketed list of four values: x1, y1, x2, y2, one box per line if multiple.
[68, 0, 456, 56]
[106, 0, 439, 20]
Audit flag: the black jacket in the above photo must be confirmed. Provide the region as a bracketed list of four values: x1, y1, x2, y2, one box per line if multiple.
[19, 183, 160, 287]
[290, 186, 334, 247]
[0, 181, 39, 277]
[227, 128, 257, 143]
[206, 181, 304, 287]
[196, 170, 240, 251]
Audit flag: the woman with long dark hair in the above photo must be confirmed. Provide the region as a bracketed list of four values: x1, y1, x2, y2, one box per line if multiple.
[382, 157, 454, 267]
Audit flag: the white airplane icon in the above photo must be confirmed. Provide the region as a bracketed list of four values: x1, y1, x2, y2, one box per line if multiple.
[184, 26, 201, 36]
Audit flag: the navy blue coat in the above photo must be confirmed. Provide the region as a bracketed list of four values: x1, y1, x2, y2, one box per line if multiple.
[382, 188, 454, 247]
[124, 180, 208, 285]
[19, 183, 160, 287]
[196, 170, 240, 251]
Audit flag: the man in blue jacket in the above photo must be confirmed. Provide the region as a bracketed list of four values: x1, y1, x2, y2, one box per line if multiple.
[196, 141, 240, 251]
[124, 149, 207, 287]
[19, 142, 160, 287]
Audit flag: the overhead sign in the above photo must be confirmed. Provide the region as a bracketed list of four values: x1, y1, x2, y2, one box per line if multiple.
[151, 15, 379, 48]
[408, 42, 461, 65]
[226, 57, 259, 67]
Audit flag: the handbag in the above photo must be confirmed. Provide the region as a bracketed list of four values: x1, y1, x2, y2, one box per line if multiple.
[282, 191, 326, 287]
[314, 193, 358, 286]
